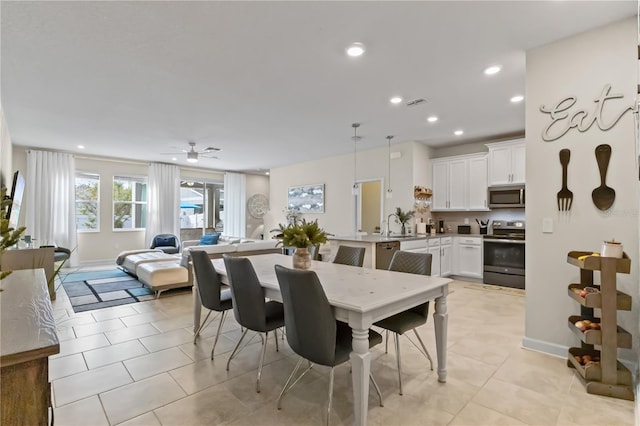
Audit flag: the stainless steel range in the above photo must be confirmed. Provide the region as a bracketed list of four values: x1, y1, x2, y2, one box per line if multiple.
[483, 220, 525, 289]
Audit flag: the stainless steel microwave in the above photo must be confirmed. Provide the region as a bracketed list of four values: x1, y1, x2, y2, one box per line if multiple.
[488, 185, 525, 208]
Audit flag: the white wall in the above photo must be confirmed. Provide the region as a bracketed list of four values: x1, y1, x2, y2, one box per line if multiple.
[524, 18, 638, 365]
[266, 141, 419, 237]
[246, 174, 270, 239]
[0, 106, 12, 188]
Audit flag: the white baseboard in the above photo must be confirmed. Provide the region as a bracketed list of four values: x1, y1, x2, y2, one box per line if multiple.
[522, 337, 639, 375]
[521, 337, 569, 358]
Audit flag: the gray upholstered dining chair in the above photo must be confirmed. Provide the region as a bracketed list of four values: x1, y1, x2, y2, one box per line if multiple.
[274, 265, 383, 425]
[190, 250, 233, 359]
[373, 250, 434, 395]
[223, 255, 285, 393]
[332, 245, 365, 267]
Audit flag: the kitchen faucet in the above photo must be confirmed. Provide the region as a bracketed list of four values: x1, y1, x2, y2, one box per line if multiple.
[386, 213, 397, 236]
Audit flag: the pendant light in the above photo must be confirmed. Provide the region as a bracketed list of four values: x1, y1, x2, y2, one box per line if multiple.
[386, 135, 394, 199]
[351, 123, 361, 196]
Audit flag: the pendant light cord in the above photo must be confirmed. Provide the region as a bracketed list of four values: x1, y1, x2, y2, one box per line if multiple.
[387, 135, 393, 192]
[352, 123, 360, 190]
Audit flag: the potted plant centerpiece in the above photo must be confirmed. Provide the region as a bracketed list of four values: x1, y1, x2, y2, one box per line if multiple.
[394, 207, 414, 235]
[275, 219, 328, 269]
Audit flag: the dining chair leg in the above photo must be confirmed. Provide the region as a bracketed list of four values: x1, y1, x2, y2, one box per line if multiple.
[327, 367, 335, 426]
[210, 311, 227, 360]
[369, 373, 384, 407]
[274, 328, 279, 352]
[193, 310, 213, 343]
[394, 332, 403, 395]
[277, 358, 312, 409]
[256, 331, 269, 393]
[413, 329, 434, 371]
[226, 328, 248, 370]
[385, 330, 389, 354]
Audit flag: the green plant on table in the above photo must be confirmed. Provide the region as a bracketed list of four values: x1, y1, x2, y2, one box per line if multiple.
[275, 219, 328, 249]
[0, 186, 27, 281]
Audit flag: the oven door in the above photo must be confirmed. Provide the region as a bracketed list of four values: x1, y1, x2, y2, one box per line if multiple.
[483, 239, 525, 289]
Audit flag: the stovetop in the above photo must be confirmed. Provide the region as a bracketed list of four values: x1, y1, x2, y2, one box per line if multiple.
[485, 220, 525, 241]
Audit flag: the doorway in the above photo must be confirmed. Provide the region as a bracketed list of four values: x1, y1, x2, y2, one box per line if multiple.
[354, 178, 384, 235]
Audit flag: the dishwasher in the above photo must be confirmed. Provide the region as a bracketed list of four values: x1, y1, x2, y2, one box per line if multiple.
[375, 241, 400, 270]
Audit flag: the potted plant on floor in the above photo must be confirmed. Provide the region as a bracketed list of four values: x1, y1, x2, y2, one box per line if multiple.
[275, 219, 328, 269]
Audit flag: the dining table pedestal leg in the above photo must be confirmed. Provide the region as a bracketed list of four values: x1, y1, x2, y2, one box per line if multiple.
[434, 289, 448, 383]
[350, 327, 371, 426]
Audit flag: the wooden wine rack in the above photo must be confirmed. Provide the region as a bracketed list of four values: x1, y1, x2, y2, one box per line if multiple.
[566, 251, 634, 401]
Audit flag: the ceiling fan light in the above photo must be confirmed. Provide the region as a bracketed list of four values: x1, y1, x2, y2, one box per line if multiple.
[187, 151, 198, 162]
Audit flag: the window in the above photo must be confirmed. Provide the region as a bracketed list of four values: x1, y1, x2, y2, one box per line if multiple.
[75, 173, 100, 231]
[179, 180, 223, 232]
[113, 176, 147, 230]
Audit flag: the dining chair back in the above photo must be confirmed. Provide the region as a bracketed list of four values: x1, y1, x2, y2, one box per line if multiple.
[274, 264, 383, 425]
[223, 255, 285, 393]
[275, 265, 337, 366]
[373, 250, 434, 395]
[332, 245, 365, 267]
[190, 250, 233, 359]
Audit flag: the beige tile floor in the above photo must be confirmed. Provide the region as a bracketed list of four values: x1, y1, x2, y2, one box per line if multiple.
[49, 266, 635, 425]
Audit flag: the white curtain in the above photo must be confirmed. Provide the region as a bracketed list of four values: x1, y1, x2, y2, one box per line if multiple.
[223, 172, 246, 237]
[26, 150, 78, 266]
[145, 163, 180, 247]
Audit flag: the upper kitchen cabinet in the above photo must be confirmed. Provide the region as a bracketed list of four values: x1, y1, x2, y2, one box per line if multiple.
[486, 139, 526, 186]
[432, 153, 488, 212]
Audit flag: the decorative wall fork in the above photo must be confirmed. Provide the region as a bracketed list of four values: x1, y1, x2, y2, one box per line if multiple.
[557, 149, 573, 211]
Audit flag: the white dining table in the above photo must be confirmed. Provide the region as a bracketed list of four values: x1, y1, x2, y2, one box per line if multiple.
[192, 253, 450, 426]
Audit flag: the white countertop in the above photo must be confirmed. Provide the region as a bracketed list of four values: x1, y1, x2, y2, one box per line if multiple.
[330, 234, 485, 243]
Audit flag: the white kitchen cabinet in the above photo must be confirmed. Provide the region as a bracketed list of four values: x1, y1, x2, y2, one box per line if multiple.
[453, 236, 483, 279]
[426, 236, 452, 277]
[486, 139, 525, 186]
[431, 153, 488, 212]
[467, 155, 488, 210]
[440, 237, 453, 276]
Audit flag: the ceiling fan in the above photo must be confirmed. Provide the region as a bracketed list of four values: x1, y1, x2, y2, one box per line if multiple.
[161, 141, 221, 163]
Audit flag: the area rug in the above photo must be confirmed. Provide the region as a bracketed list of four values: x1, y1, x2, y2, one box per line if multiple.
[61, 273, 156, 313]
[60, 269, 130, 283]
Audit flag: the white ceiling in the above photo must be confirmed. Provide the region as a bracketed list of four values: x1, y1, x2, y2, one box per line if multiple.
[1, 1, 636, 173]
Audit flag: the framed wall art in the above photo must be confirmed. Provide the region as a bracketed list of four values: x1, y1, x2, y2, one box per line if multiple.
[287, 184, 324, 213]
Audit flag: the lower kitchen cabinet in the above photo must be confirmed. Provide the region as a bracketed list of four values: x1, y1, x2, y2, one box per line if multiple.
[428, 237, 452, 277]
[453, 236, 483, 279]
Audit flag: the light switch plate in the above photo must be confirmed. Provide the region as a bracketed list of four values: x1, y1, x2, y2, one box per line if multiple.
[542, 218, 553, 233]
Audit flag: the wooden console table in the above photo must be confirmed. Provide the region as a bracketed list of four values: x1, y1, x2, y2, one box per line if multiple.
[1, 269, 60, 425]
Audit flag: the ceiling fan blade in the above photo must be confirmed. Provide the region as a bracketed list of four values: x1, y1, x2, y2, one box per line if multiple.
[200, 154, 219, 159]
[201, 146, 221, 153]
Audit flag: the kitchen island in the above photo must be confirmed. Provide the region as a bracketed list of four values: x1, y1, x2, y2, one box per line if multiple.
[329, 234, 428, 269]
[330, 233, 485, 277]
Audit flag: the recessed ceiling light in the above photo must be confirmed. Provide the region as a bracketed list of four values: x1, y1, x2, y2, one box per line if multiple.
[77, 145, 85, 149]
[484, 65, 502, 75]
[171, 157, 177, 161]
[427, 116, 438, 123]
[346, 42, 365, 57]
[265, 171, 270, 176]
[390, 97, 402, 104]
[454, 130, 464, 136]
[510, 95, 524, 103]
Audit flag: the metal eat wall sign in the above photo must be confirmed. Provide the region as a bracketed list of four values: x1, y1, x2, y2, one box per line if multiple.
[539, 84, 636, 142]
